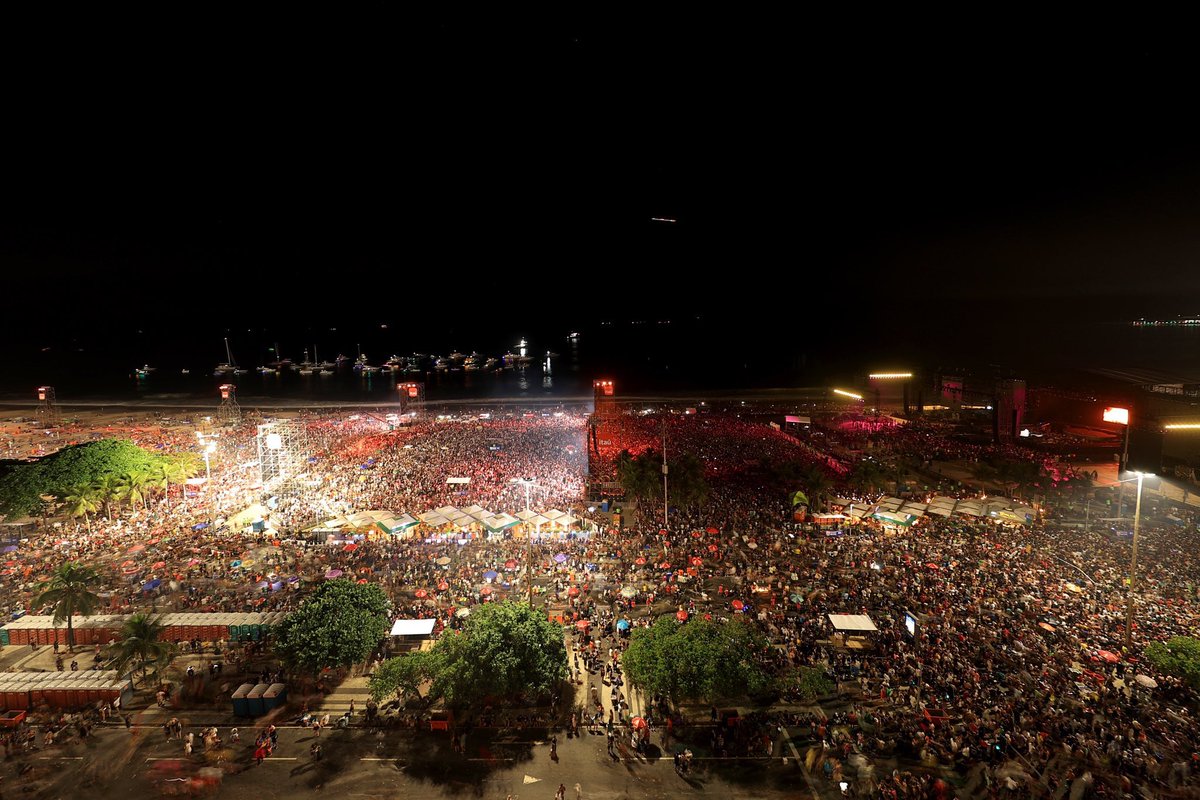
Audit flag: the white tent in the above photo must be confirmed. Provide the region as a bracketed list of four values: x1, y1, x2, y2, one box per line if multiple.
[515, 509, 538, 521]
[389, 619, 436, 637]
[827, 614, 878, 632]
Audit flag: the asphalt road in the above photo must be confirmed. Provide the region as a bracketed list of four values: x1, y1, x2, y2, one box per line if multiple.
[13, 718, 819, 800]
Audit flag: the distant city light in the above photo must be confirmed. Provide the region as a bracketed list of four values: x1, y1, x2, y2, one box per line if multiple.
[833, 389, 863, 400]
[1103, 407, 1130, 425]
[868, 372, 913, 380]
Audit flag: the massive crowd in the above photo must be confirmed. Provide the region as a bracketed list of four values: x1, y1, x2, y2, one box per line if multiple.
[1, 404, 1198, 798]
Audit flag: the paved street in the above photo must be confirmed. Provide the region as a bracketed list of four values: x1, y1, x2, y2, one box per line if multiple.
[12, 712, 819, 800]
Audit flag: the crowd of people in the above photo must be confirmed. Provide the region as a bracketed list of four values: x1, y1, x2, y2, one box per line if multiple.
[1, 402, 1198, 798]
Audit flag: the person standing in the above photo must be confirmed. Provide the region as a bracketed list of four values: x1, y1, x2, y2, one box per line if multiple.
[556, 783, 566, 800]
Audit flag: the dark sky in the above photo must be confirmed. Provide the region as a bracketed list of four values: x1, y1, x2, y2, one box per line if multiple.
[3, 14, 1199, 361]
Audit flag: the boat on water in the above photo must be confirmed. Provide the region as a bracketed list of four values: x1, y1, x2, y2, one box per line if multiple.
[258, 366, 277, 375]
[433, 357, 450, 371]
[484, 357, 501, 370]
[319, 369, 335, 376]
[134, 364, 156, 378]
[215, 337, 239, 376]
[181, 369, 190, 375]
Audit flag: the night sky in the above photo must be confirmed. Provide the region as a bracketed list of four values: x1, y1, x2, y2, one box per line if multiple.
[3, 15, 1199, 380]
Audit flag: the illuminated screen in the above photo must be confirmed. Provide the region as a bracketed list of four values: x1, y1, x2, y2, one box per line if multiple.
[904, 613, 917, 637]
[1103, 407, 1129, 425]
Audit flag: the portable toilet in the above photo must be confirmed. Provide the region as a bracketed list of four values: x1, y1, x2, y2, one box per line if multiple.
[246, 683, 269, 716]
[230, 683, 255, 717]
[262, 683, 287, 712]
[0, 627, 10, 646]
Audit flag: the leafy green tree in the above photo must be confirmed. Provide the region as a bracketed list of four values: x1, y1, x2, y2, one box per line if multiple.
[778, 665, 834, 702]
[390, 602, 567, 709]
[274, 580, 391, 675]
[107, 613, 176, 682]
[34, 562, 102, 651]
[623, 614, 772, 704]
[1145, 636, 1200, 688]
[369, 650, 434, 703]
[0, 439, 166, 520]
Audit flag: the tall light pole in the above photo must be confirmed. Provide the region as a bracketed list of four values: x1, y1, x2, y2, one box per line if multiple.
[661, 419, 669, 530]
[1124, 470, 1151, 652]
[511, 478, 537, 606]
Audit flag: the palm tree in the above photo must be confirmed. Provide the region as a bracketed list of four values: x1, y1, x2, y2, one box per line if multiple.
[94, 474, 123, 519]
[115, 469, 154, 511]
[59, 483, 102, 531]
[153, 455, 200, 505]
[107, 613, 175, 683]
[34, 562, 102, 651]
[799, 465, 834, 512]
[848, 460, 886, 495]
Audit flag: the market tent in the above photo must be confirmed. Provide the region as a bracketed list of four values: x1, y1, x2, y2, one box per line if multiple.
[872, 510, 917, 526]
[827, 614, 878, 632]
[389, 619, 437, 637]
[515, 509, 538, 521]
[434, 505, 459, 517]
[322, 516, 354, 530]
[954, 500, 985, 518]
[557, 514, 579, 528]
[847, 505, 873, 519]
[542, 509, 566, 522]
[876, 496, 904, 511]
[460, 505, 488, 517]
[419, 511, 450, 526]
[483, 513, 520, 532]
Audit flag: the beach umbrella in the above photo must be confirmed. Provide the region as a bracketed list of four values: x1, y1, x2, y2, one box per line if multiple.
[704, 613, 713, 621]
[575, 619, 590, 630]
[676, 610, 688, 621]
[567, 587, 580, 597]
[192, 522, 208, 530]
[1038, 622, 1056, 633]
[1097, 650, 1121, 664]
[415, 589, 427, 598]
[230, 560, 242, 568]
[660, 562, 671, 570]
[325, 569, 343, 579]
[241, 559, 256, 568]
[731, 600, 744, 610]
[1, 545, 16, 553]
[690, 557, 702, 567]
[122, 560, 136, 567]
[706, 527, 718, 534]
[747, 542, 758, 550]
[691, 531, 701, 537]
[343, 543, 357, 552]
[127, 545, 145, 553]
[357, 578, 368, 584]
[435, 556, 451, 566]
[789, 593, 803, 604]
[437, 581, 449, 591]
[620, 586, 637, 598]
[4, 561, 14, 567]
[631, 716, 647, 731]
[635, 557, 646, 565]
[707, 544, 718, 553]
[187, 558, 200, 566]
[585, 563, 596, 571]
[153, 561, 166, 569]
[925, 562, 940, 571]
[1134, 674, 1158, 688]
[480, 586, 493, 595]
[554, 553, 569, 564]
[484, 570, 498, 580]
[455, 607, 471, 618]
[616, 619, 631, 631]
[142, 579, 161, 591]
[505, 559, 517, 569]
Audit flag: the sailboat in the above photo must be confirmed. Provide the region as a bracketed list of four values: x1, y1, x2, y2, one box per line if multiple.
[214, 338, 239, 376]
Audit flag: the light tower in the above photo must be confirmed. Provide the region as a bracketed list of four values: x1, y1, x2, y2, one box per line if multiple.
[398, 382, 425, 417]
[36, 386, 60, 425]
[217, 384, 241, 425]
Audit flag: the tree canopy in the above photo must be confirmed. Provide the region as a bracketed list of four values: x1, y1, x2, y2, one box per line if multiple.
[107, 613, 175, 682]
[0, 439, 192, 520]
[1145, 636, 1200, 688]
[274, 580, 391, 674]
[369, 602, 567, 710]
[622, 614, 772, 703]
[616, 448, 708, 508]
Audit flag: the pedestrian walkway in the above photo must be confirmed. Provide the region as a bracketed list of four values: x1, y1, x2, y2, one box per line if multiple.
[315, 674, 370, 720]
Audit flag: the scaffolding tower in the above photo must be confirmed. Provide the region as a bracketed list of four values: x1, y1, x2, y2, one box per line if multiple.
[217, 384, 241, 425]
[256, 420, 311, 503]
[36, 386, 60, 425]
[398, 382, 426, 417]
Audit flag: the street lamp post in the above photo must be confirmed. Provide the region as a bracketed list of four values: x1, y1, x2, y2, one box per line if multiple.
[511, 478, 537, 606]
[1124, 470, 1150, 652]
